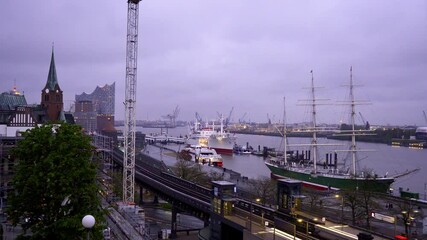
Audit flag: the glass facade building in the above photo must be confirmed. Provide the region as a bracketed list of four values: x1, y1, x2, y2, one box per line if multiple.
[74, 83, 115, 133]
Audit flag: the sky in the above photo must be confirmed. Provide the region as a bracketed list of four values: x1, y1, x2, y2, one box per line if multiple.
[1, 0, 426, 126]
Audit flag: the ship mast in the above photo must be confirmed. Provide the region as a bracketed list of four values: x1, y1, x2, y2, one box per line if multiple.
[349, 67, 357, 175]
[310, 71, 318, 174]
[294, 71, 332, 173]
[334, 66, 375, 176]
[283, 96, 288, 164]
[220, 114, 224, 135]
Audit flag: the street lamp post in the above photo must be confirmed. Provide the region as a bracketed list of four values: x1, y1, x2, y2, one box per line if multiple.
[0, 187, 4, 212]
[249, 199, 253, 232]
[402, 210, 411, 236]
[273, 222, 276, 240]
[413, 209, 419, 237]
[297, 219, 308, 236]
[335, 194, 344, 230]
[249, 198, 261, 232]
[82, 215, 95, 240]
[402, 208, 419, 237]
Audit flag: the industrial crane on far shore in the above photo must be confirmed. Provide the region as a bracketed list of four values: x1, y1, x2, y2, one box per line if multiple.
[216, 107, 234, 128]
[359, 112, 370, 130]
[239, 112, 247, 123]
[162, 105, 180, 128]
[423, 110, 427, 124]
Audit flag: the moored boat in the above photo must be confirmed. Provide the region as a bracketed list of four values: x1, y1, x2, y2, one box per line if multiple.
[233, 143, 253, 154]
[415, 126, 427, 141]
[264, 68, 415, 193]
[181, 144, 223, 167]
[187, 115, 235, 155]
[265, 161, 395, 192]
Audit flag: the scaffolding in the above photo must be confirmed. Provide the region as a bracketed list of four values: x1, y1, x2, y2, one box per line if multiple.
[91, 133, 114, 174]
[0, 137, 20, 210]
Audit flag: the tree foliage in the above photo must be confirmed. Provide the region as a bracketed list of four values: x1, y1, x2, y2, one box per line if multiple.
[7, 123, 104, 239]
[110, 170, 124, 201]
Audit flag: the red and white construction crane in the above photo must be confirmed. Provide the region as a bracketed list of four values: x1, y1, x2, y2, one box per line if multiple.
[123, 0, 141, 204]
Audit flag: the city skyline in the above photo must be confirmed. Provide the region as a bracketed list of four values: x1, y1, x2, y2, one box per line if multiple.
[1, 1, 426, 126]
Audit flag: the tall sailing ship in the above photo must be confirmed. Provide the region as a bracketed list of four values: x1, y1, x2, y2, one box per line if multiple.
[265, 68, 412, 193]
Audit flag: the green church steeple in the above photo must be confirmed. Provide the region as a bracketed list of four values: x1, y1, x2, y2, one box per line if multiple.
[44, 46, 61, 91]
[41, 45, 63, 122]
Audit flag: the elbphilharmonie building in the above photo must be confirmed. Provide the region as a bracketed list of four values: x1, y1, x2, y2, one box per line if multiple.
[74, 83, 115, 133]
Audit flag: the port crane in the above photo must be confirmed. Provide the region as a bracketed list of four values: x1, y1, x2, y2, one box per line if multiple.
[123, 0, 141, 204]
[225, 107, 234, 128]
[267, 113, 272, 125]
[358, 112, 366, 126]
[423, 110, 427, 124]
[162, 105, 180, 128]
[239, 112, 247, 123]
[195, 112, 203, 124]
[359, 112, 370, 130]
[216, 107, 234, 128]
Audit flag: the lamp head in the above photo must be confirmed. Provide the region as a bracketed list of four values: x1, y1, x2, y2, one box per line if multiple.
[82, 215, 95, 229]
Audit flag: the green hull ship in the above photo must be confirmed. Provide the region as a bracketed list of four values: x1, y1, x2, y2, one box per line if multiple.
[265, 161, 395, 193]
[264, 68, 408, 194]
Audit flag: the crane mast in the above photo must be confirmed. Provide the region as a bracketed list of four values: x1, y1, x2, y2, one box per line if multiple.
[123, 0, 141, 203]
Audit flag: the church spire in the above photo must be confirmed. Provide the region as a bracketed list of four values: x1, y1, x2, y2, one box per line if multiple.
[44, 45, 60, 91]
[41, 45, 63, 122]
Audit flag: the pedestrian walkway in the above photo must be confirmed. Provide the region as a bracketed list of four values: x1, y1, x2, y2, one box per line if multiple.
[0, 222, 23, 240]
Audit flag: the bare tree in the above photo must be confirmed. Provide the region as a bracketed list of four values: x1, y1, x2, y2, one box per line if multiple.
[208, 170, 225, 182]
[248, 176, 276, 205]
[358, 190, 380, 228]
[341, 190, 363, 225]
[172, 159, 207, 184]
[302, 188, 322, 210]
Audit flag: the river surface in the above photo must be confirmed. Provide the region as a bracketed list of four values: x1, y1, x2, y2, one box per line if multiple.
[136, 126, 427, 198]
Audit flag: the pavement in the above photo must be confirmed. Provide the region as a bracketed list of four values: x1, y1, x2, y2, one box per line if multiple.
[1, 220, 22, 240]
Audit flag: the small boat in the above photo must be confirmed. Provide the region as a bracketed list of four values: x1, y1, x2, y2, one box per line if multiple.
[415, 126, 427, 141]
[181, 145, 223, 167]
[233, 143, 253, 154]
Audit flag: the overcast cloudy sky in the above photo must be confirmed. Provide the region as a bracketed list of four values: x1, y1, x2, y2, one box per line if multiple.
[1, 1, 426, 126]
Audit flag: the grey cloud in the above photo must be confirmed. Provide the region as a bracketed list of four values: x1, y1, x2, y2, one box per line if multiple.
[1, 0, 426, 126]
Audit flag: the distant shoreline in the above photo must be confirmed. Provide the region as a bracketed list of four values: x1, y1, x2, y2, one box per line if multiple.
[230, 129, 425, 148]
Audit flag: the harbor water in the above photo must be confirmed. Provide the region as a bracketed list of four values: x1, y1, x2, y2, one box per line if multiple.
[139, 126, 427, 198]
